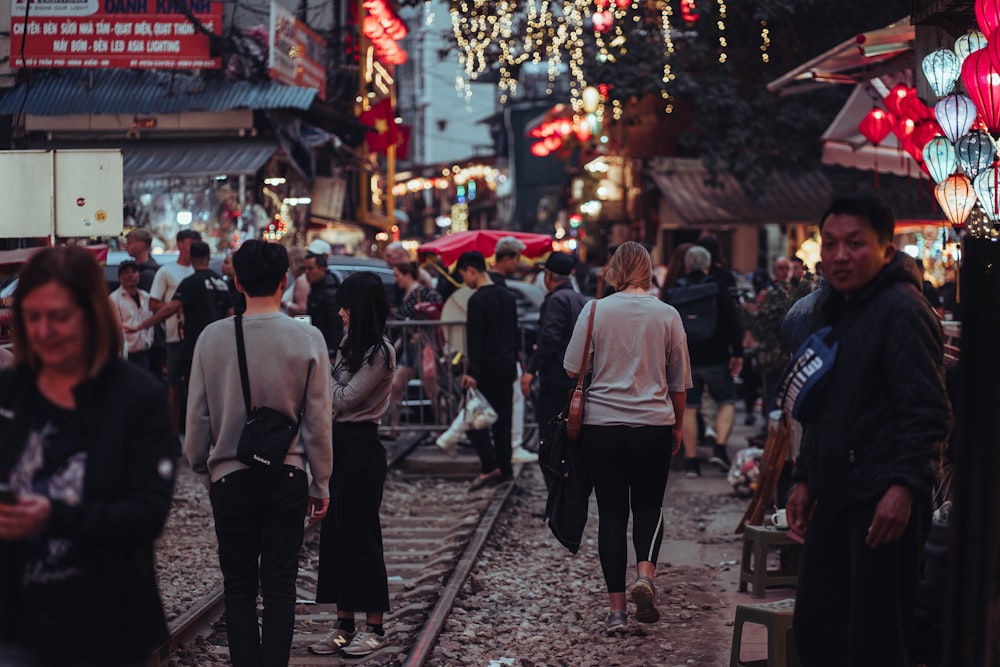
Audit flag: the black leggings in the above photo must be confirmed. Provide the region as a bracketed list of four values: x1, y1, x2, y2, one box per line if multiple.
[581, 424, 673, 593]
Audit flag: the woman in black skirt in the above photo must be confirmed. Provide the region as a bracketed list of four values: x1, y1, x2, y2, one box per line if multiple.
[309, 272, 396, 657]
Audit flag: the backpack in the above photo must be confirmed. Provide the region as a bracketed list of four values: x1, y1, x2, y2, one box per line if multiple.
[666, 277, 719, 342]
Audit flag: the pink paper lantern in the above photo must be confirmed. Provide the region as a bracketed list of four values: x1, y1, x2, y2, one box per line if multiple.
[962, 49, 1000, 135]
[976, 0, 1000, 39]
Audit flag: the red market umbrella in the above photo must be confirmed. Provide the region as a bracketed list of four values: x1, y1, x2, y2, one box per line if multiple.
[418, 231, 554, 267]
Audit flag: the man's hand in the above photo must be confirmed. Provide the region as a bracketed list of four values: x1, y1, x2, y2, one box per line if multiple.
[0, 492, 51, 540]
[785, 483, 814, 541]
[519, 372, 534, 397]
[671, 425, 683, 456]
[728, 356, 743, 377]
[307, 497, 330, 522]
[460, 374, 477, 390]
[866, 484, 912, 548]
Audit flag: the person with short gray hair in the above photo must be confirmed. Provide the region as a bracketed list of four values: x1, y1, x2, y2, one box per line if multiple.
[664, 244, 743, 478]
[684, 246, 712, 274]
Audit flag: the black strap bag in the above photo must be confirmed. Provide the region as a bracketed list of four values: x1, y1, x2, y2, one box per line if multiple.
[234, 315, 311, 469]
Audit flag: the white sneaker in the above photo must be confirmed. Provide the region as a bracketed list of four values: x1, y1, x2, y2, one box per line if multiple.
[341, 627, 389, 656]
[511, 446, 538, 464]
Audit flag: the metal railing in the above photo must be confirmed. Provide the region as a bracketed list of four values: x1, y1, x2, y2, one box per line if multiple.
[382, 317, 536, 434]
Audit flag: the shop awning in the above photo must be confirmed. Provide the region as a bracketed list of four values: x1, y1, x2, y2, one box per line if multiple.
[820, 83, 922, 177]
[647, 167, 833, 227]
[766, 17, 914, 96]
[122, 141, 278, 179]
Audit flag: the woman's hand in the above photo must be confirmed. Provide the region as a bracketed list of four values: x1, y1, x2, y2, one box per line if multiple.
[0, 492, 52, 540]
[460, 374, 477, 389]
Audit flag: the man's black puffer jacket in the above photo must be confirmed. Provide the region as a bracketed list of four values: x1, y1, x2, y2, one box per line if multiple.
[307, 271, 343, 355]
[790, 253, 952, 507]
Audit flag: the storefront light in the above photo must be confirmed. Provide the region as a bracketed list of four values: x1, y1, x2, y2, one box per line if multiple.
[580, 200, 602, 216]
[264, 177, 286, 186]
[177, 210, 193, 226]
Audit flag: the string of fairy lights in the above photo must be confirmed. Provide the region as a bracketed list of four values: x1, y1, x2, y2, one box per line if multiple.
[449, 0, 752, 114]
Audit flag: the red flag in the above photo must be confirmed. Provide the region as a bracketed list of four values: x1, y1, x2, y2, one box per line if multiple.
[359, 98, 397, 153]
[395, 124, 411, 161]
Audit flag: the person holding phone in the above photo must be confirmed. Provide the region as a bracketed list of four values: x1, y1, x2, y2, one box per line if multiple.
[0, 246, 177, 666]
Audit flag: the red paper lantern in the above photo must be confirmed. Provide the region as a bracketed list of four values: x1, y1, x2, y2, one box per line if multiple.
[859, 108, 894, 145]
[961, 48, 1000, 135]
[614, 0, 630, 8]
[912, 119, 943, 149]
[883, 84, 910, 118]
[894, 117, 917, 144]
[976, 0, 1000, 39]
[900, 92, 934, 122]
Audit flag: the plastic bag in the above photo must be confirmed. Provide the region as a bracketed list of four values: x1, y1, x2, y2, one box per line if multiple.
[727, 447, 764, 498]
[464, 387, 498, 429]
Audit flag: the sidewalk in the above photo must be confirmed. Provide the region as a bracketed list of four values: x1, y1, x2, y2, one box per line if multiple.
[669, 402, 797, 665]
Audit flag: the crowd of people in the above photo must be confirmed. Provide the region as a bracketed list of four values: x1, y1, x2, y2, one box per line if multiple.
[0, 193, 956, 665]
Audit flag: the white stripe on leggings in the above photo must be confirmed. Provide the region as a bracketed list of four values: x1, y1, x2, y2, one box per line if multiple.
[646, 510, 664, 562]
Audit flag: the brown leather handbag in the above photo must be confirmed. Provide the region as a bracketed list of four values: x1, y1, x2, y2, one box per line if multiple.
[566, 300, 596, 441]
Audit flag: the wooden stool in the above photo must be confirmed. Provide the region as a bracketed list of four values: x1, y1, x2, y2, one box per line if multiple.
[738, 525, 800, 598]
[729, 598, 801, 667]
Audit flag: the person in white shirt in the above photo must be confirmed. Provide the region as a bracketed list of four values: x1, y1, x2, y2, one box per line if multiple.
[109, 260, 154, 370]
[149, 228, 200, 432]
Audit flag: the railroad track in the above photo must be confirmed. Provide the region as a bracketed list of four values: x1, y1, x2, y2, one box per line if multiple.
[154, 431, 531, 666]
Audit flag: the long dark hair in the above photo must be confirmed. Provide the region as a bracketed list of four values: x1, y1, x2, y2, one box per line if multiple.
[335, 271, 393, 373]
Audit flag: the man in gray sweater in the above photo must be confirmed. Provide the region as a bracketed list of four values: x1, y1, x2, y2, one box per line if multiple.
[185, 240, 333, 666]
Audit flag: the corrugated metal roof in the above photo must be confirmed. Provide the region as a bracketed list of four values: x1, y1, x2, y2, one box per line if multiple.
[647, 169, 833, 226]
[121, 140, 277, 177]
[0, 70, 317, 116]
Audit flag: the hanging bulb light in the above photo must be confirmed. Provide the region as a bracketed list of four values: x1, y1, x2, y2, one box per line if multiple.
[923, 136, 957, 183]
[955, 30, 988, 63]
[935, 173, 978, 231]
[922, 49, 962, 98]
[972, 169, 1000, 220]
[956, 130, 997, 178]
[934, 93, 978, 142]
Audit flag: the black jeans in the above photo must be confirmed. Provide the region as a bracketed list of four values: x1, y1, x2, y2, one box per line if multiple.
[209, 466, 308, 667]
[581, 424, 673, 593]
[794, 495, 929, 667]
[467, 377, 514, 476]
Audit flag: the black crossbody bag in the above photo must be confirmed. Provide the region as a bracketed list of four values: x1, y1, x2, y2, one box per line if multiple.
[234, 315, 311, 469]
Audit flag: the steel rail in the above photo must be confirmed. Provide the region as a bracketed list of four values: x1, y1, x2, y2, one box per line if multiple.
[400, 468, 519, 667]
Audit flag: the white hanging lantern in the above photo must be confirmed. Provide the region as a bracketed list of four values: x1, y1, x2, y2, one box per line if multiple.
[972, 170, 1000, 220]
[923, 136, 958, 183]
[934, 93, 978, 143]
[955, 30, 989, 63]
[922, 49, 962, 97]
[955, 130, 997, 179]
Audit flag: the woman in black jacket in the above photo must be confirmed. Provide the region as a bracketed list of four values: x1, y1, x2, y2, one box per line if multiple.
[0, 246, 176, 666]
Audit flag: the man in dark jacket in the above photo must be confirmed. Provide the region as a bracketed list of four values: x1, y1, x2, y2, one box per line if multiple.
[520, 252, 588, 481]
[666, 245, 742, 477]
[457, 251, 519, 491]
[785, 195, 952, 667]
[303, 252, 342, 357]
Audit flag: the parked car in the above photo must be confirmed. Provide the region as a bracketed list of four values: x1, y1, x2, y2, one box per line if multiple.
[326, 255, 397, 289]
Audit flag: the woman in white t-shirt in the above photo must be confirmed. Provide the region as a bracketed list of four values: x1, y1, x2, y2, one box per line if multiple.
[563, 241, 693, 636]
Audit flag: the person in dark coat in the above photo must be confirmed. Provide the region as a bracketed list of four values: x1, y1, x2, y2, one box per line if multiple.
[0, 246, 176, 666]
[520, 252, 589, 494]
[785, 195, 952, 667]
[304, 252, 343, 357]
[457, 251, 519, 491]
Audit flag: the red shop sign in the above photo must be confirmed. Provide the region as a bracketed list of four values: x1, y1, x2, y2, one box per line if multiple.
[9, 0, 222, 69]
